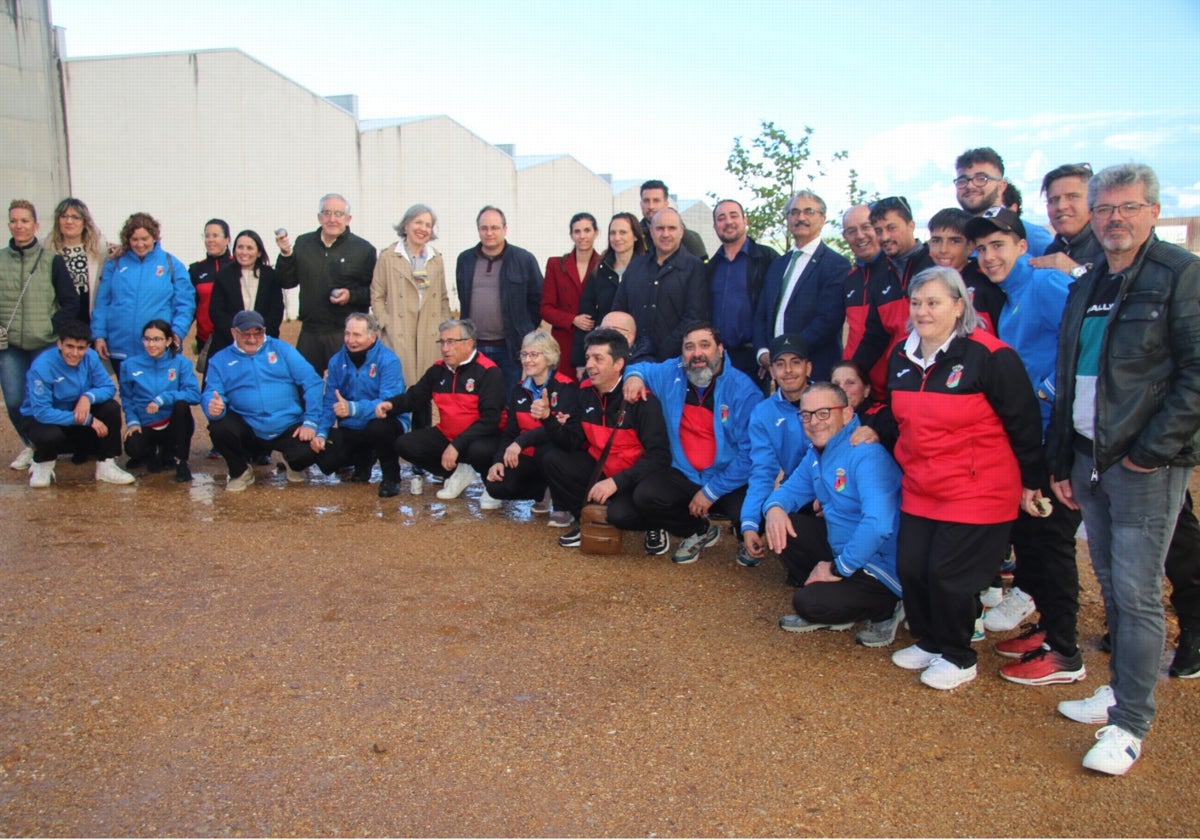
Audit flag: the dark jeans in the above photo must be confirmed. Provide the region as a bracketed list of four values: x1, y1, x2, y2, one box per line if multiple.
[394, 426, 496, 479]
[898, 513, 1013, 669]
[626, 467, 747, 538]
[295, 327, 343, 377]
[477, 342, 520, 397]
[542, 446, 637, 522]
[484, 450, 549, 502]
[778, 510, 899, 624]
[25, 398, 123, 462]
[208, 411, 318, 478]
[1010, 475, 1083, 654]
[123, 401, 195, 463]
[1165, 491, 1200, 630]
[316, 421, 401, 480]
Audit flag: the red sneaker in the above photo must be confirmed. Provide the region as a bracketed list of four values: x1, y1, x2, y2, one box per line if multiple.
[995, 625, 1046, 659]
[999, 646, 1086, 686]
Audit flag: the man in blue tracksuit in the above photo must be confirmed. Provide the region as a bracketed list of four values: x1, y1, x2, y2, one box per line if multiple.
[763, 382, 904, 646]
[311, 312, 408, 496]
[203, 310, 324, 491]
[624, 321, 763, 564]
[739, 334, 813, 569]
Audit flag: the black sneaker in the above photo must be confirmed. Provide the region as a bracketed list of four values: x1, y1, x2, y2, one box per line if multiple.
[644, 528, 669, 555]
[174, 461, 192, 483]
[558, 525, 581, 548]
[1171, 628, 1200, 679]
[350, 468, 371, 483]
[378, 480, 400, 498]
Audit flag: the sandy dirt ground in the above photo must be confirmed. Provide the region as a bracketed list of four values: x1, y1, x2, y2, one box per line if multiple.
[1, 324, 1199, 836]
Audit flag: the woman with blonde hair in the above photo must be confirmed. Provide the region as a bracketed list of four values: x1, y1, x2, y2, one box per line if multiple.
[49, 197, 108, 321]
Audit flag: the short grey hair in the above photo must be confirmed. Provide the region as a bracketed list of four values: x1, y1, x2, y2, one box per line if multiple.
[906, 266, 980, 338]
[522, 329, 560, 368]
[394, 203, 438, 241]
[803, 381, 849, 407]
[439, 318, 477, 342]
[1088, 163, 1160, 208]
[318, 193, 351, 214]
[345, 312, 379, 334]
[785, 190, 827, 216]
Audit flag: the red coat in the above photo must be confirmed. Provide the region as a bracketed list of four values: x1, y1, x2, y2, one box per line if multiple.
[541, 250, 599, 379]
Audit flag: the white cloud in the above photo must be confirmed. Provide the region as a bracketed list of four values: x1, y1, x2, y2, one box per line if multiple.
[1102, 131, 1172, 150]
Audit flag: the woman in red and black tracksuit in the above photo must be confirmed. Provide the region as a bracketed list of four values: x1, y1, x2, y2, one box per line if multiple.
[884, 267, 1043, 691]
[485, 330, 580, 507]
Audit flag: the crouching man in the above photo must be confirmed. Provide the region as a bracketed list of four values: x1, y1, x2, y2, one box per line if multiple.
[542, 327, 671, 550]
[20, 319, 135, 487]
[204, 310, 324, 491]
[764, 383, 904, 646]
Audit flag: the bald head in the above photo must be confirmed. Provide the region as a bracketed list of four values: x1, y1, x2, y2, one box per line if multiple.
[842, 204, 879, 263]
[650, 207, 684, 261]
[600, 310, 637, 344]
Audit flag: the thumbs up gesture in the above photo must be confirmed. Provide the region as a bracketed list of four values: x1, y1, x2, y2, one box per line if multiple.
[530, 390, 550, 420]
[333, 389, 350, 418]
[208, 390, 225, 416]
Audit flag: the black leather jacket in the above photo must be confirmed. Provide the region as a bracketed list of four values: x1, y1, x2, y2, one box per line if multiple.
[1049, 234, 1200, 476]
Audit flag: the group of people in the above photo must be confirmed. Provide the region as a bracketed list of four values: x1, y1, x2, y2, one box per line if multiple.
[3, 151, 1198, 778]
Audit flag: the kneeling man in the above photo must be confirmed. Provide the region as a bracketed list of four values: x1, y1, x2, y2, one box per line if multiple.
[764, 382, 904, 646]
[204, 310, 324, 490]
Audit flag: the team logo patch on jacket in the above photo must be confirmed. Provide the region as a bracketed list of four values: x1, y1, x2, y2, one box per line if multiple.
[465, 378, 475, 393]
[550, 391, 558, 408]
[155, 265, 165, 277]
[720, 405, 729, 423]
[268, 352, 278, 365]
[946, 364, 964, 389]
[167, 368, 177, 382]
[368, 364, 377, 378]
[834, 468, 847, 493]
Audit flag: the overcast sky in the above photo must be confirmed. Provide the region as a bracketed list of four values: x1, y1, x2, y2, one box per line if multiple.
[49, 0, 1200, 230]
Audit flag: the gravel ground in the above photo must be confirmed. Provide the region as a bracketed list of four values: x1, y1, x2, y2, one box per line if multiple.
[1, 328, 1198, 836]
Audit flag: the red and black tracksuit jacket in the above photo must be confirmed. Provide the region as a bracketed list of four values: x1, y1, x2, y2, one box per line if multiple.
[494, 371, 580, 460]
[385, 351, 505, 450]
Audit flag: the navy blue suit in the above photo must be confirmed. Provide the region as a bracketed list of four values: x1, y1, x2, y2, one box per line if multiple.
[753, 241, 850, 380]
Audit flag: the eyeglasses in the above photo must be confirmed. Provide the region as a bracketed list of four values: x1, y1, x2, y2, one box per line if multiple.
[142, 336, 168, 344]
[319, 210, 347, 218]
[953, 173, 1002, 189]
[1091, 202, 1154, 220]
[59, 213, 84, 222]
[798, 406, 843, 424]
[519, 351, 543, 360]
[235, 328, 266, 337]
[787, 207, 824, 219]
[437, 337, 470, 346]
[870, 196, 912, 215]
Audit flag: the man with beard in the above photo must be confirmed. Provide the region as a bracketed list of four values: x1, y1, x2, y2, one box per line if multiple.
[1050, 163, 1200, 775]
[754, 190, 849, 381]
[954, 147, 1050, 256]
[622, 321, 763, 564]
[704, 200, 778, 393]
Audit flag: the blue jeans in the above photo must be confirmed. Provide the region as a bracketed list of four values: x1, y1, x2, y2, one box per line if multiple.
[0, 345, 42, 445]
[1072, 449, 1190, 739]
[476, 343, 520, 397]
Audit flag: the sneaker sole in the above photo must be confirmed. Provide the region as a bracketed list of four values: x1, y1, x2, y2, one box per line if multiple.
[856, 633, 897, 648]
[1000, 666, 1086, 686]
[547, 519, 574, 528]
[1171, 668, 1200, 679]
[672, 553, 700, 565]
[994, 645, 1043, 660]
[781, 622, 853, 634]
[559, 539, 581, 548]
[1057, 705, 1112, 724]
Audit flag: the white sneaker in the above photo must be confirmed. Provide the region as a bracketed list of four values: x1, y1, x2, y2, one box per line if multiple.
[920, 657, 977, 690]
[95, 457, 135, 485]
[285, 464, 307, 483]
[435, 463, 475, 499]
[10, 446, 34, 470]
[410, 474, 424, 495]
[479, 489, 502, 510]
[28, 461, 54, 488]
[892, 644, 940, 670]
[1082, 725, 1142, 776]
[1058, 684, 1115, 724]
[226, 469, 256, 492]
[983, 586, 1036, 632]
[980, 585, 1004, 609]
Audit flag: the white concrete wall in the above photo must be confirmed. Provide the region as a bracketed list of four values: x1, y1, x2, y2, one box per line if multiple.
[515, 156, 615, 268]
[1, 0, 69, 218]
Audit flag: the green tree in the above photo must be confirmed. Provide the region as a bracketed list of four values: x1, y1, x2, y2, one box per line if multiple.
[714, 121, 877, 256]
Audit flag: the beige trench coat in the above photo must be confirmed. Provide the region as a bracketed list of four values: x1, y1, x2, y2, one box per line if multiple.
[369, 241, 456, 385]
